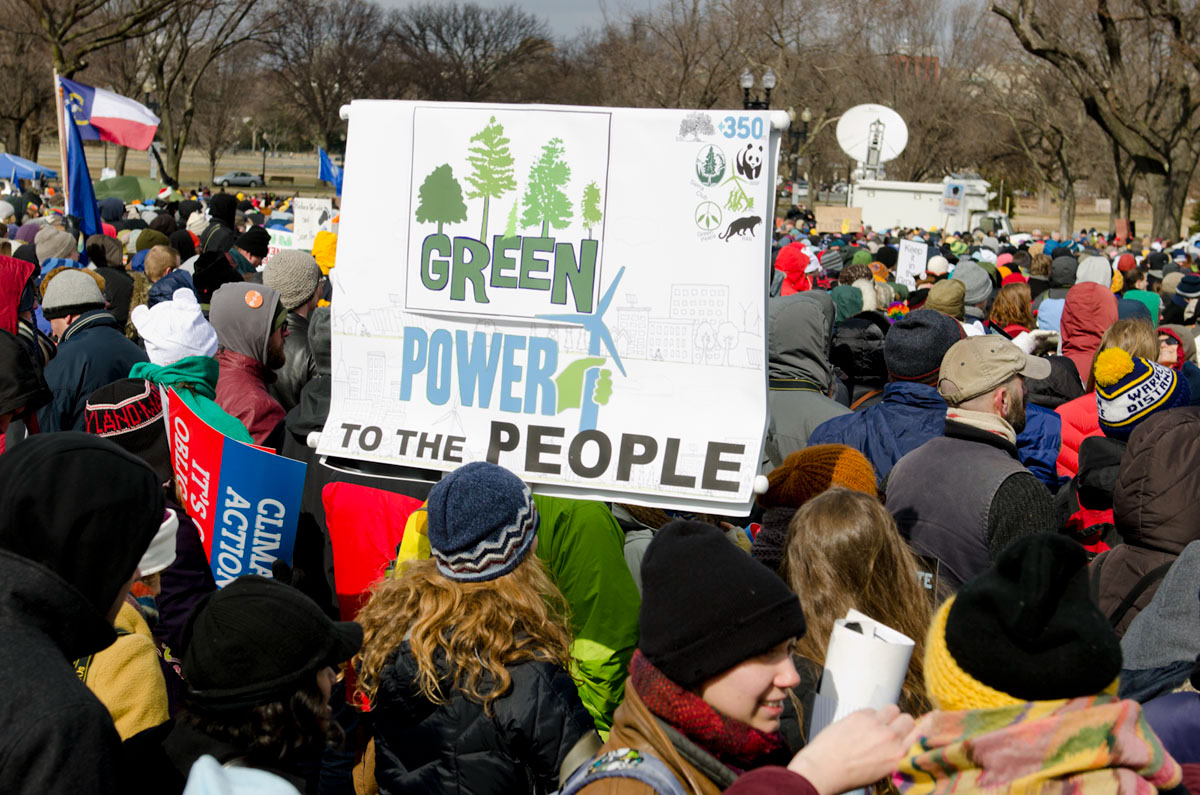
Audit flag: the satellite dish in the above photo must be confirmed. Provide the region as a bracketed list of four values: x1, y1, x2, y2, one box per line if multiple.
[836, 104, 908, 164]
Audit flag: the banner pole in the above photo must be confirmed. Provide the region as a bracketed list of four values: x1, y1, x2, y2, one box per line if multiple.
[53, 73, 69, 209]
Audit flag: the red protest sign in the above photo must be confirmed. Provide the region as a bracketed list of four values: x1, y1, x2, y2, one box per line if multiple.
[165, 389, 222, 558]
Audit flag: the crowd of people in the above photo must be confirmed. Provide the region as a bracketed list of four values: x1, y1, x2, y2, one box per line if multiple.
[3, 179, 1200, 794]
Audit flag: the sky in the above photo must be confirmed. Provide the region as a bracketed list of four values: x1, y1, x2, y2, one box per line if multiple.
[376, 0, 659, 39]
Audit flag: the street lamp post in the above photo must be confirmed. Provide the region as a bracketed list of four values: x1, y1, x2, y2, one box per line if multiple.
[741, 68, 776, 110]
[786, 106, 813, 193]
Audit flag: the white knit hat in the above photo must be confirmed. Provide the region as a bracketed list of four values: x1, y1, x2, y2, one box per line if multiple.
[139, 509, 179, 577]
[131, 287, 219, 365]
[927, 255, 950, 276]
[186, 210, 208, 236]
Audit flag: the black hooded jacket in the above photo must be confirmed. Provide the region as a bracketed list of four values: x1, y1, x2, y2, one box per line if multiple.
[1026, 355, 1084, 410]
[200, 194, 238, 254]
[0, 329, 50, 452]
[830, 314, 889, 409]
[0, 433, 163, 794]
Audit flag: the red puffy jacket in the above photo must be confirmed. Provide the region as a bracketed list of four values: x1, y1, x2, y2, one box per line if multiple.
[1055, 392, 1099, 478]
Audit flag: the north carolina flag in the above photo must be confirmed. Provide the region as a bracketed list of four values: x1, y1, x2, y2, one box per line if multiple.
[58, 76, 159, 151]
[63, 97, 102, 253]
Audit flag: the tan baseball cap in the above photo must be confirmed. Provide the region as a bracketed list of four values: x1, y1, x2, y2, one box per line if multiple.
[938, 336, 1052, 404]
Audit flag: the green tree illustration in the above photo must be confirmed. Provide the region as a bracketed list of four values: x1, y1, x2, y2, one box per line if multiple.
[465, 116, 516, 241]
[415, 164, 468, 235]
[581, 181, 603, 239]
[502, 200, 519, 240]
[521, 137, 573, 237]
[703, 148, 719, 179]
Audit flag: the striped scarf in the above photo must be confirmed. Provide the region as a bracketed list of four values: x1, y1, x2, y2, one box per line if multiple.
[895, 694, 1182, 794]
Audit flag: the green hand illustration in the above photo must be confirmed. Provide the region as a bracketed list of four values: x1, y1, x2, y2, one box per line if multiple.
[554, 357, 606, 413]
[594, 369, 613, 406]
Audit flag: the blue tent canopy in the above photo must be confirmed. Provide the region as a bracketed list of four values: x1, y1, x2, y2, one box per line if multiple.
[0, 153, 56, 181]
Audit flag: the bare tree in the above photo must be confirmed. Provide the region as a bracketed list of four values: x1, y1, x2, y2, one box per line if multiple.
[394, 3, 556, 102]
[991, 58, 1103, 237]
[992, 0, 1200, 238]
[191, 55, 246, 184]
[13, 0, 175, 77]
[263, 0, 398, 152]
[585, 0, 753, 109]
[141, 0, 263, 182]
[0, 1, 54, 159]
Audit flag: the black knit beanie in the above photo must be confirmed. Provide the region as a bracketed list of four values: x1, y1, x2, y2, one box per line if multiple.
[183, 575, 362, 710]
[939, 533, 1122, 704]
[639, 520, 806, 687]
[236, 225, 270, 258]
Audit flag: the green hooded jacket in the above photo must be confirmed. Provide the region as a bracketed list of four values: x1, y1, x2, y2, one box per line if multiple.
[532, 495, 641, 736]
[129, 355, 254, 444]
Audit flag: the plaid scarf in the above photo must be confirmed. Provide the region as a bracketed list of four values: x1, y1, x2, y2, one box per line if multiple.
[896, 694, 1182, 794]
[629, 650, 790, 772]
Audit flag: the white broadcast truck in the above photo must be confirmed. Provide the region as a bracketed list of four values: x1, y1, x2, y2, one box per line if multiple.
[849, 177, 1013, 236]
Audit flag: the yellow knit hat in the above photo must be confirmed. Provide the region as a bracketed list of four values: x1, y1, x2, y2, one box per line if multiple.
[312, 230, 337, 275]
[924, 597, 1026, 712]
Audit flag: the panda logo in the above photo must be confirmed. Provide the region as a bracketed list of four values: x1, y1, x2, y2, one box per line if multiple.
[735, 143, 763, 180]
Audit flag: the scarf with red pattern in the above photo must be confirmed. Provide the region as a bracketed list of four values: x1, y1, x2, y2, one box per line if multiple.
[629, 650, 790, 772]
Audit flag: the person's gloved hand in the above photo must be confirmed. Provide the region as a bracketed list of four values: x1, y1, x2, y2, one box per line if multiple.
[1012, 329, 1058, 356]
[785, 705, 918, 795]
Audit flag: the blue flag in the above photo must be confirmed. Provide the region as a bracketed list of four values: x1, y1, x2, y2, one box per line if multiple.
[64, 103, 102, 263]
[318, 147, 343, 196]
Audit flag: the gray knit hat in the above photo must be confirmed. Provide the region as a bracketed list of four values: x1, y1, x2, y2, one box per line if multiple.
[953, 261, 992, 305]
[263, 250, 321, 311]
[42, 268, 105, 319]
[35, 226, 76, 263]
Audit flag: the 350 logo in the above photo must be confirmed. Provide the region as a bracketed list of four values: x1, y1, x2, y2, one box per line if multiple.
[718, 116, 764, 140]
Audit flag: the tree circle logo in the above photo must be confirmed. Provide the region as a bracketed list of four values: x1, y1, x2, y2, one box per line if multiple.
[695, 201, 722, 231]
[695, 145, 726, 186]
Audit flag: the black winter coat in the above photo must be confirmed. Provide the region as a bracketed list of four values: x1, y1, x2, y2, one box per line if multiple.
[36, 310, 148, 432]
[372, 641, 595, 794]
[269, 310, 317, 412]
[0, 551, 123, 794]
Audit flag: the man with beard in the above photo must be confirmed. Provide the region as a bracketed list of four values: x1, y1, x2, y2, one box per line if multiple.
[882, 336, 1057, 594]
[208, 282, 288, 448]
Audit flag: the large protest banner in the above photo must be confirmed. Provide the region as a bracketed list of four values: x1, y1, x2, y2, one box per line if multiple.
[319, 101, 780, 512]
[165, 389, 306, 585]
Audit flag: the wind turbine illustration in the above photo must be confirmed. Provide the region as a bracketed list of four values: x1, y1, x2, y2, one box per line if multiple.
[536, 267, 626, 431]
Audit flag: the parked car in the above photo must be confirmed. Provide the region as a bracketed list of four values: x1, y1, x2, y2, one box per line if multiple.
[214, 171, 262, 187]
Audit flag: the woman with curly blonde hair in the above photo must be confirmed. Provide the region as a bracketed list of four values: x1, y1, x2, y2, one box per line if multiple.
[354, 462, 600, 795]
[782, 488, 933, 716]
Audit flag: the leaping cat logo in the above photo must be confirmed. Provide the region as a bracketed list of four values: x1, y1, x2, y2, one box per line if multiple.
[718, 215, 762, 241]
